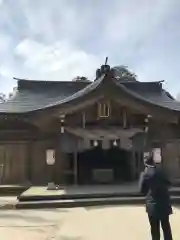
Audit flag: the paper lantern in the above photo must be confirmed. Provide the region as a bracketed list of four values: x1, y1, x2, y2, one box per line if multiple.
[153, 148, 162, 163]
[46, 149, 55, 165]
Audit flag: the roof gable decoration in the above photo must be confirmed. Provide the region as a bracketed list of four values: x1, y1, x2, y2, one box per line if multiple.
[94, 58, 138, 85]
[97, 101, 111, 118]
[95, 57, 112, 80]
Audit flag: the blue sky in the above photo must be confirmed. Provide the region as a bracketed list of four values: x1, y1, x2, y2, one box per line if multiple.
[0, 0, 180, 97]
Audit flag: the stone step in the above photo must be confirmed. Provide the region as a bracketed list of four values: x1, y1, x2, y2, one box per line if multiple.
[0, 185, 28, 196]
[16, 196, 180, 209]
[18, 188, 180, 202]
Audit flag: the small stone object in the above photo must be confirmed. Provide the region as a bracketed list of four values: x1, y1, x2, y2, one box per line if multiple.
[47, 182, 58, 190]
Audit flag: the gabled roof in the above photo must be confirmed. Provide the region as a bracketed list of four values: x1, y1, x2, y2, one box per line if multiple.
[0, 78, 91, 113]
[0, 73, 180, 114]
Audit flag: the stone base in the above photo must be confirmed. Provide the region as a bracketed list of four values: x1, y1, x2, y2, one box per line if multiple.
[47, 182, 58, 190]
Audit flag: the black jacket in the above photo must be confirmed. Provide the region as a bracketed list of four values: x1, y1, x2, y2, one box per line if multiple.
[139, 165, 172, 218]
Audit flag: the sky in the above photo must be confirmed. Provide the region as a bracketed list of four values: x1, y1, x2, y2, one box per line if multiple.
[0, 0, 180, 97]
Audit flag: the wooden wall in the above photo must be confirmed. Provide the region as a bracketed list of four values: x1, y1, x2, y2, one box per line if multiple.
[30, 141, 48, 185]
[0, 136, 68, 185]
[30, 138, 68, 185]
[0, 100, 179, 185]
[0, 137, 180, 185]
[65, 100, 145, 127]
[0, 142, 28, 184]
[162, 141, 180, 179]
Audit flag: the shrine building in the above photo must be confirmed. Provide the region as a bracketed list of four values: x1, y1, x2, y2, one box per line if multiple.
[0, 64, 180, 185]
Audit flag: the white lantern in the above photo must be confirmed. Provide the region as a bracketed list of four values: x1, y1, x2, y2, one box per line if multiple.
[60, 114, 65, 133]
[60, 126, 64, 133]
[113, 140, 118, 147]
[153, 148, 162, 163]
[93, 140, 98, 147]
[46, 149, 55, 165]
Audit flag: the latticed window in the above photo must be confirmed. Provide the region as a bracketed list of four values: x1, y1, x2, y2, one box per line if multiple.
[97, 101, 110, 118]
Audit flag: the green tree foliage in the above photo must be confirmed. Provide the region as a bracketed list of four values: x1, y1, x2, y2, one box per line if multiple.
[113, 65, 137, 81]
[72, 76, 90, 82]
[0, 87, 17, 103]
[0, 93, 6, 103]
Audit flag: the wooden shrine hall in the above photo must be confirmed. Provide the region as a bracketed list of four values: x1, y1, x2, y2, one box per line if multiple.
[0, 63, 180, 185]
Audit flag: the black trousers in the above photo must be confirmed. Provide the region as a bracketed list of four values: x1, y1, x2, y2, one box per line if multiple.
[148, 215, 173, 240]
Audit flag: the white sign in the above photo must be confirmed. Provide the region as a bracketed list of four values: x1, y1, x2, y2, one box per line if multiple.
[153, 148, 162, 163]
[46, 149, 55, 165]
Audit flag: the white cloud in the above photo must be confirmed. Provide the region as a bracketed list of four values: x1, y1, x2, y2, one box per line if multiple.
[16, 39, 45, 58]
[15, 38, 102, 81]
[104, 0, 175, 50]
[0, 34, 11, 53]
[0, 0, 180, 97]
[21, 0, 93, 43]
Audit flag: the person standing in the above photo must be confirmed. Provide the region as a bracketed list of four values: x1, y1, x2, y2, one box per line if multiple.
[139, 156, 173, 240]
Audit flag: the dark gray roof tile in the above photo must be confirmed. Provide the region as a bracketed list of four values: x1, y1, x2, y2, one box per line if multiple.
[0, 77, 180, 113]
[0, 79, 92, 113]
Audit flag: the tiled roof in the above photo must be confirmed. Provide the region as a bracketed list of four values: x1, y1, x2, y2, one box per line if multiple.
[0, 79, 91, 113]
[114, 81, 180, 111]
[0, 77, 180, 113]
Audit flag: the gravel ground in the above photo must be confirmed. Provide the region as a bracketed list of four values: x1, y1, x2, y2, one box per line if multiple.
[0, 205, 179, 239]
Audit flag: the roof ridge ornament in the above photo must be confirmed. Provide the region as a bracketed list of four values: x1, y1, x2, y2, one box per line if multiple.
[95, 57, 113, 80]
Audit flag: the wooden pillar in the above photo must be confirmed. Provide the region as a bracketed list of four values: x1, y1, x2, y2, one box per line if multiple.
[0, 145, 5, 184]
[74, 151, 78, 185]
[55, 142, 66, 185]
[26, 141, 32, 183]
[131, 150, 136, 180]
[82, 112, 86, 129]
[123, 108, 127, 128]
[133, 151, 143, 179]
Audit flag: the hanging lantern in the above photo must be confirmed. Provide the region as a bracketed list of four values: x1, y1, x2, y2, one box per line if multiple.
[60, 126, 64, 133]
[93, 140, 98, 147]
[144, 114, 152, 132]
[113, 140, 118, 147]
[46, 149, 56, 166]
[111, 139, 120, 148]
[60, 114, 65, 133]
[153, 148, 162, 163]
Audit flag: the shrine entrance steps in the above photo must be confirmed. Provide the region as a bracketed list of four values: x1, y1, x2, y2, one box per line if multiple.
[16, 182, 180, 209]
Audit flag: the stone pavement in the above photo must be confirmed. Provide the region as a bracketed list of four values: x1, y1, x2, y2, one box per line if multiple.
[0, 206, 179, 239]
[0, 196, 17, 209]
